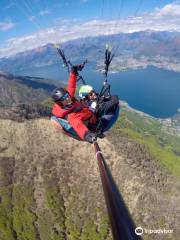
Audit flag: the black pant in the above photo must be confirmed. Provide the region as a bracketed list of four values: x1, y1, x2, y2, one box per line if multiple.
[94, 95, 119, 133]
[97, 95, 119, 117]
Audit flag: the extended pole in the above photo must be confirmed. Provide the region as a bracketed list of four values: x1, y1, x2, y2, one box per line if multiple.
[93, 141, 142, 240]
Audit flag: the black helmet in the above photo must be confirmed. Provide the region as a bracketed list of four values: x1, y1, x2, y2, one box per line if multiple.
[51, 87, 68, 102]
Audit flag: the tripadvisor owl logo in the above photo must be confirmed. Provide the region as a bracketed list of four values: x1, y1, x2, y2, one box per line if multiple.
[135, 226, 174, 236]
[135, 227, 143, 235]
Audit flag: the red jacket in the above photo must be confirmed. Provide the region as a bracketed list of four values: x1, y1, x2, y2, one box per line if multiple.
[52, 72, 96, 139]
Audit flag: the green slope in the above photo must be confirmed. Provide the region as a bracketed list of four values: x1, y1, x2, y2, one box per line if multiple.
[112, 107, 180, 177]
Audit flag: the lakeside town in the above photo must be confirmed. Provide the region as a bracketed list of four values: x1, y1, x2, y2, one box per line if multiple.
[97, 55, 180, 73]
[160, 110, 180, 136]
[121, 101, 180, 137]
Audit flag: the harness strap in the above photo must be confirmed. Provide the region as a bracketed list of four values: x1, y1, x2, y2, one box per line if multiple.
[62, 103, 84, 120]
[71, 105, 83, 113]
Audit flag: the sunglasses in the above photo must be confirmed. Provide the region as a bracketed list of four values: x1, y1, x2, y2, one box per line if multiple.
[88, 91, 96, 97]
[61, 92, 70, 101]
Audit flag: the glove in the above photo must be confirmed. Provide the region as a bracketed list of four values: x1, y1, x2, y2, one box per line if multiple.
[84, 131, 96, 143]
[97, 132, 105, 139]
[71, 65, 84, 75]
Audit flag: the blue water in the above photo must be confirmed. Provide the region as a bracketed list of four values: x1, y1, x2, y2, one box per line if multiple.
[15, 65, 180, 118]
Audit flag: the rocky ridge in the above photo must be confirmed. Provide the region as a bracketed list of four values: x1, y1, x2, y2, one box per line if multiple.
[0, 71, 58, 106]
[0, 106, 180, 240]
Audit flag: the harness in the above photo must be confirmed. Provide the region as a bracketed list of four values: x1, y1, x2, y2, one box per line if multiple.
[61, 102, 84, 120]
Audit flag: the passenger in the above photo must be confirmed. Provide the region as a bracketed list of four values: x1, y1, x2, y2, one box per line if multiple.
[51, 65, 97, 143]
[78, 85, 119, 133]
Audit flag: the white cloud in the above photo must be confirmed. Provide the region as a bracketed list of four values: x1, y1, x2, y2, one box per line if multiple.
[39, 10, 51, 16]
[0, 19, 15, 31]
[155, 2, 180, 17]
[0, 1, 180, 57]
[29, 16, 37, 22]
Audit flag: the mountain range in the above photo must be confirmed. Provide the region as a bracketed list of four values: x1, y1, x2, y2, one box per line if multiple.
[0, 31, 179, 74]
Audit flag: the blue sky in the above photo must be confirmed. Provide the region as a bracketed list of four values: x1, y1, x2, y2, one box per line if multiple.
[0, 0, 175, 39]
[0, 0, 180, 57]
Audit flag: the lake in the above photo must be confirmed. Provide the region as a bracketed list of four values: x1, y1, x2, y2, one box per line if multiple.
[15, 64, 180, 119]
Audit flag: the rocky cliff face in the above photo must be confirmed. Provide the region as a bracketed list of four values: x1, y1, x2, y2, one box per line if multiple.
[0, 104, 51, 122]
[0, 107, 179, 240]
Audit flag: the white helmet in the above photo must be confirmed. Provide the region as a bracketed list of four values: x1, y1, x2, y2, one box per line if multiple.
[79, 85, 93, 99]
